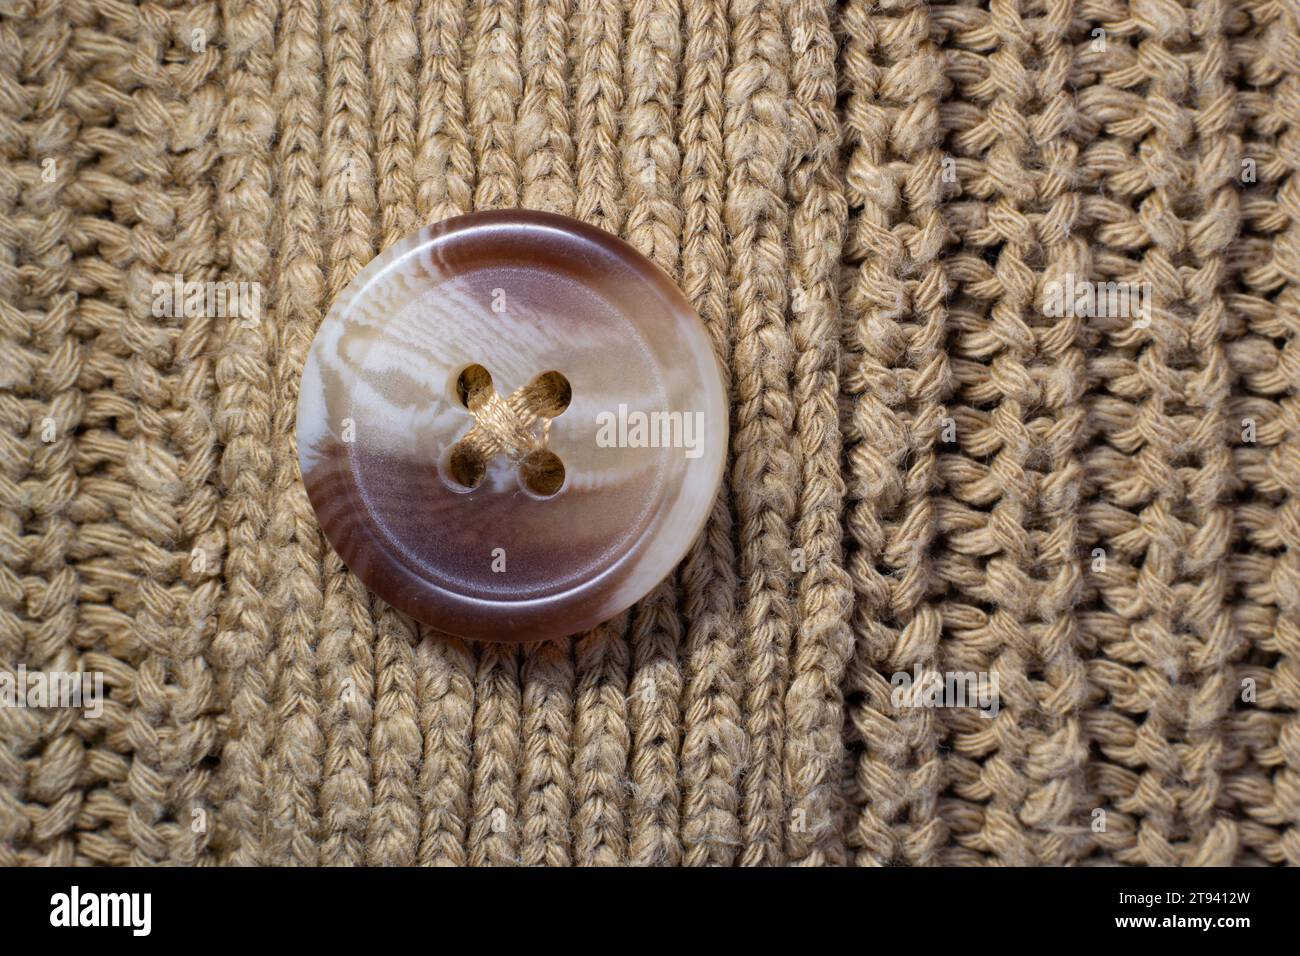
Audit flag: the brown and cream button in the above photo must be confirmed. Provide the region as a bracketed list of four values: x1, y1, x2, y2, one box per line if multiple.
[297, 210, 728, 642]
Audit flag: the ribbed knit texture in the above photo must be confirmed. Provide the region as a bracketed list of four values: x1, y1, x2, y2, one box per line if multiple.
[1, 0, 1298, 866]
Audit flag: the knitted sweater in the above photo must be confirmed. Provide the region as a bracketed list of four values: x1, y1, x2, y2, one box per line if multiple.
[1, 0, 1296, 866]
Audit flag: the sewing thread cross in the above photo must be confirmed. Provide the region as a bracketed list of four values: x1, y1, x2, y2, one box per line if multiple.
[447, 366, 570, 494]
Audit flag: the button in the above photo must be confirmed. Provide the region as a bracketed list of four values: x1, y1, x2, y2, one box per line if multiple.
[298, 210, 728, 642]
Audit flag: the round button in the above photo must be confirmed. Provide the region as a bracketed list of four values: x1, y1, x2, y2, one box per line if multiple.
[297, 210, 728, 642]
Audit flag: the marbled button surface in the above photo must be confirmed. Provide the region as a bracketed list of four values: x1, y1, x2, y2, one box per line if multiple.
[298, 210, 728, 642]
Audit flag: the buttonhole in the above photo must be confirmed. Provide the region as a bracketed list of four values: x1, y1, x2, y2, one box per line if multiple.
[518, 449, 565, 498]
[523, 370, 571, 418]
[442, 441, 486, 492]
[455, 364, 494, 409]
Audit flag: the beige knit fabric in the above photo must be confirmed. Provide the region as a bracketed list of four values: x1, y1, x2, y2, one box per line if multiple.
[1, 0, 1297, 867]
